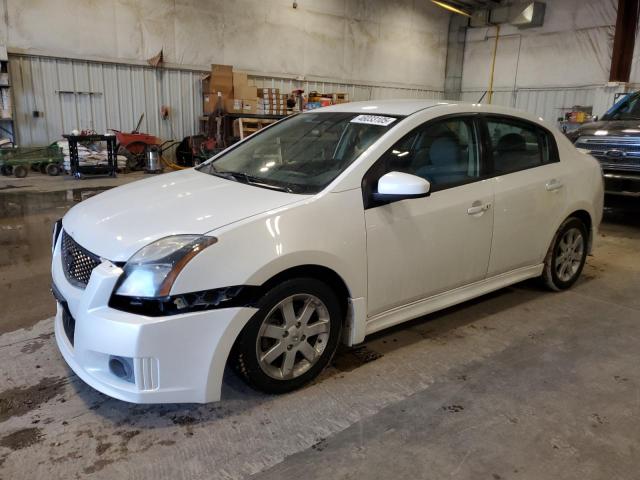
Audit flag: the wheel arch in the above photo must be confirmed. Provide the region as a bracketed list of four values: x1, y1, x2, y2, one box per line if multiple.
[257, 264, 352, 315]
[565, 208, 593, 252]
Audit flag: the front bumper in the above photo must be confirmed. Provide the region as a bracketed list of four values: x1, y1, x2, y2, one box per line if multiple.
[52, 237, 256, 404]
[603, 171, 640, 197]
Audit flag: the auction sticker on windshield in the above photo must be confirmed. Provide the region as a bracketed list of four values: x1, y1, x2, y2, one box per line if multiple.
[350, 115, 397, 127]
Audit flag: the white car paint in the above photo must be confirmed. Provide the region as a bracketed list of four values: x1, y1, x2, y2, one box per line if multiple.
[52, 100, 603, 403]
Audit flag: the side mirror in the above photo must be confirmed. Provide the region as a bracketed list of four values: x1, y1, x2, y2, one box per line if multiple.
[372, 171, 430, 202]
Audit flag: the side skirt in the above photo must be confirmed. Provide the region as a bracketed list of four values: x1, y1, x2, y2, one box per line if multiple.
[364, 264, 544, 337]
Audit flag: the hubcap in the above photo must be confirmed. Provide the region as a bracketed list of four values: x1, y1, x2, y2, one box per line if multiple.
[555, 227, 585, 282]
[256, 294, 330, 380]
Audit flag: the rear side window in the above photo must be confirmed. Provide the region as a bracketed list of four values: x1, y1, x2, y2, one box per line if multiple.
[486, 117, 556, 175]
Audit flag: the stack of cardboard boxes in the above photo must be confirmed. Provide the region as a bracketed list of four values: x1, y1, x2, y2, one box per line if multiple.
[256, 88, 287, 115]
[202, 64, 288, 117]
[202, 64, 233, 114]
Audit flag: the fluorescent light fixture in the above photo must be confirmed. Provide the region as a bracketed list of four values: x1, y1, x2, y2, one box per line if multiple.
[431, 0, 471, 17]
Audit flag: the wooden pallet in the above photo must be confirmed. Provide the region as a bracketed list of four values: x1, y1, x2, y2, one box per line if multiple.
[233, 117, 279, 139]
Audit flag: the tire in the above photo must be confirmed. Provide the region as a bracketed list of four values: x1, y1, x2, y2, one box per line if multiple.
[542, 217, 588, 291]
[233, 277, 343, 394]
[0, 165, 12, 176]
[13, 165, 28, 178]
[46, 163, 61, 176]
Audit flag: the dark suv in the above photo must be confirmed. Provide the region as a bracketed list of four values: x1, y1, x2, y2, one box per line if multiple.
[568, 92, 640, 197]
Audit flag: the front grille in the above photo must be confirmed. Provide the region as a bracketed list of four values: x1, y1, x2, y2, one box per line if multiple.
[576, 136, 640, 168]
[61, 231, 102, 288]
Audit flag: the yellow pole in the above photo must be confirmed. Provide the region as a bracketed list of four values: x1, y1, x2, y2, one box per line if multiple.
[487, 24, 501, 104]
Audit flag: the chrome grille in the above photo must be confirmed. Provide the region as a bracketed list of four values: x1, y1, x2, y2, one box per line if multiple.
[575, 136, 640, 169]
[61, 231, 101, 288]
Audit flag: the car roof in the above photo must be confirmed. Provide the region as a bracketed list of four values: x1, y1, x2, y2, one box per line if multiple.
[313, 99, 549, 126]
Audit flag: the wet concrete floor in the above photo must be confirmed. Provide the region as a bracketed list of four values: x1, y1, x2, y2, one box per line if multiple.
[0, 175, 639, 479]
[0, 172, 145, 333]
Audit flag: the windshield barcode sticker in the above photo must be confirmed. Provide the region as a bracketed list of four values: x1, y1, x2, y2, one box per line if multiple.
[350, 115, 397, 126]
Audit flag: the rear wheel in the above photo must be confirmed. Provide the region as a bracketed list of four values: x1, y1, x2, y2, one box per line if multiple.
[542, 217, 588, 291]
[233, 278, 343, 394]
[13, 165, 28, 178]
[46, 163, 61, 176]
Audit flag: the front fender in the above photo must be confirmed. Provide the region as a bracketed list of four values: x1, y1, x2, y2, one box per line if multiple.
[170, 188, 368, 299]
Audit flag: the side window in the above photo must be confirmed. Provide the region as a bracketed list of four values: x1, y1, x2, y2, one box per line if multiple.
[487, 118, 553, 174]
[377, 118, 480, 190]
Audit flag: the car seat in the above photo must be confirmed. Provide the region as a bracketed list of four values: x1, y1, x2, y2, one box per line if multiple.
[494, 133, 535, 173]
[416, 135, 468, 185]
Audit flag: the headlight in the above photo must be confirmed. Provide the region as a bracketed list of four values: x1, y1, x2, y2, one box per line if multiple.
[114, 235, 217, 298]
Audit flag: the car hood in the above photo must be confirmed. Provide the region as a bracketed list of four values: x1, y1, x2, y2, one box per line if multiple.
[573, 119, 640, 137]
[62, 169, 309, 262]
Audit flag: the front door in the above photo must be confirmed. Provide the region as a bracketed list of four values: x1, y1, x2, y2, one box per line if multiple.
[363, 117, 495, 317]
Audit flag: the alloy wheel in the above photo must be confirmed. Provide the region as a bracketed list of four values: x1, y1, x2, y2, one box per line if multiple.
[554, 227, 585, 283]
[256, 294, 331, 380]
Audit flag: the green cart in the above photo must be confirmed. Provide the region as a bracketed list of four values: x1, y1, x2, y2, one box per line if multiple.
[0, 143, 64, 178]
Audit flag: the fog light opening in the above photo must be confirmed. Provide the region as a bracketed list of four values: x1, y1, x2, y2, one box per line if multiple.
[109, 356, 135, 383]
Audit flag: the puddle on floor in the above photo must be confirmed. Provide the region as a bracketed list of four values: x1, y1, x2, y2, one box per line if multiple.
[0, 188, 113, 332]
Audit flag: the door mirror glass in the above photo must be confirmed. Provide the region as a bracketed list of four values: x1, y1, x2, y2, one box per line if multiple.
[374, 171, 430, 201]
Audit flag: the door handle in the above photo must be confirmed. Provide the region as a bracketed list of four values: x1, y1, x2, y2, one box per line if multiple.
[467, 201, 491, 215]
[545, 179, 563, 191]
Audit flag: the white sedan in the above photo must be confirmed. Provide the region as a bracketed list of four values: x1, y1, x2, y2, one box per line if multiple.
[52, 100, 603, 403]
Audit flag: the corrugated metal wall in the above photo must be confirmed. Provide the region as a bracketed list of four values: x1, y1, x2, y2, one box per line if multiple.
[461, 87, 599, 123]
[10, 54, 444, 147]
[10, 54, 203, 147]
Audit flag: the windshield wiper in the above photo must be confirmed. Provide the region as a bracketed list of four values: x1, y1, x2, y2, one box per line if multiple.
[215, 170, 294, 193]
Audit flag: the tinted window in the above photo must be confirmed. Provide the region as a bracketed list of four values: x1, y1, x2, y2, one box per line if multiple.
[376, 118, 480, 189]
[487, 118, 552, 174]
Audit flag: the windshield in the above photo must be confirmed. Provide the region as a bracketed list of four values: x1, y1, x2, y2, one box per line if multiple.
[603, 92, 640, 120]
[198, 112, 400, 194]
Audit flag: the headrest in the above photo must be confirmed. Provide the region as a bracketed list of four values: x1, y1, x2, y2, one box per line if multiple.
[496, 133, 526, 152]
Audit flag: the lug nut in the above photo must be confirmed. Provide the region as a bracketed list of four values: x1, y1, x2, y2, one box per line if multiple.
[287, 345, 293, 350]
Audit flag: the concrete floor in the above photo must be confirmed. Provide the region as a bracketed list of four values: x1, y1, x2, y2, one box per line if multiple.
[1, 173, 639, 479]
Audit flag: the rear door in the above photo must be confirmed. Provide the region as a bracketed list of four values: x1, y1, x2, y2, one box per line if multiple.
[483, 115, 567, 276]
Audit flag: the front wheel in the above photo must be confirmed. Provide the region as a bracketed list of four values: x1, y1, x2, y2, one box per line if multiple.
[542, 217, 588, 291]
[233, 278, 343, 394]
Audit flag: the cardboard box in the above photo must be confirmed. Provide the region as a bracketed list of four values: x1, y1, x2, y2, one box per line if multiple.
[242, 99, 257, 114]
[203, 92, 227, 113]
[257, 87, 280, 96]
[224, 98, 258, 114]
[203, 65, 234, 95]
[202, 74, 233, 95]
[233, 72, 248, 88]
[224, 98, 244, 113]
[258, 98, 285, 106]
[211, 64, 233, 77]
[235, 85, 257, 99]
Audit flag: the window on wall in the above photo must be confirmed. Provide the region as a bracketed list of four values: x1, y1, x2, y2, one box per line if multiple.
[486, 118, 554, 174]
[374, 117, 480, 190]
